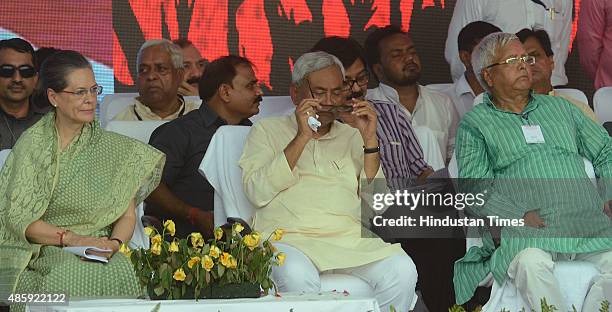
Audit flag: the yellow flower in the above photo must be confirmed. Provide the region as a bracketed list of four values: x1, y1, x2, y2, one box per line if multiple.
[173, 268, 186, 281]
[243, 232, 261, 250]
[269, 243, 278, 254]
[144, 226, 155, 237]
[232, 223, 244, 234]
[119, 243, 132, 257]
[276, 252, 286, 266]
[163, 220, 176, 236]
[214, 227, 223, 240]
[272, 229, 284, 241]
[188, 256, 201, 269]
[209, 245, 221, 258]
[190, 232, 204, 248]
[151, 243, 162, 255]
[202, 255, 214, 271]
[151, 234, 162, 245]
[168, 241, 179, 253]
[220, 252, 236, 268]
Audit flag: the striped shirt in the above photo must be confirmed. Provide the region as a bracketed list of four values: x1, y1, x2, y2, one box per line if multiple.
[453, 92, 612, 304]
[371, 99, 430, 186]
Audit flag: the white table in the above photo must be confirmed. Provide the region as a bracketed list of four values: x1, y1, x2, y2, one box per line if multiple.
[27, 292, 381, 312]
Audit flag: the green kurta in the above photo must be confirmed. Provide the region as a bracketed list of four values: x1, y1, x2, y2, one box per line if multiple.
[453, 93, 612, 304]
[0, 112, 164, 311]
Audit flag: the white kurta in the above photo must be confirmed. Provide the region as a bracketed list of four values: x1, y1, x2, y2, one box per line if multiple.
[445, 0, 572, 86]
[239, 115, 402, 271]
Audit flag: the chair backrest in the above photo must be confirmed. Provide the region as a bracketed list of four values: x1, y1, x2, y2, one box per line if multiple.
[250, 96, 295, 123]
[594, 87, 612, 125]
[413, 126, 445, 170]
[199, 126, 255, 226]
[0, 149, 11, 168]
[100, 93, 203, 127]
[554, 88, 589, 107]
[105, 120, 168, 143]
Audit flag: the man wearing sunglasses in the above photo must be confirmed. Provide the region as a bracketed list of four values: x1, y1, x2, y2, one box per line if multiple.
[0, 38, 48, 150]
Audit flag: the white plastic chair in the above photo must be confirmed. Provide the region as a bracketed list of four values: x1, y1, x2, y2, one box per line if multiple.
[249, 96, 295, 123]
[100, 93, 202, 127]
[554, 88, 589, 107]
[449, 151, 599, 311]
[199, 125, 375, 297]
[105, 120, 168, 143]
[594, 87, 612, 125]
[0, 149, 11, 168]
[413, 126, 445, 170]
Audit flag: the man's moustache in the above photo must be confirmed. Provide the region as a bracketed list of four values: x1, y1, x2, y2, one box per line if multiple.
[254, 95, 263, 103]
[346, 90, 364, 100]
[186, 77, 200, 85]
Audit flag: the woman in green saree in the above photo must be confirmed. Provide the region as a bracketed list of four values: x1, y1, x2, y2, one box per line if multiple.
[0, 50, 165, 311]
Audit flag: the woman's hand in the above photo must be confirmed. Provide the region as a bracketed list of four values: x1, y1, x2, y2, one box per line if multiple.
[64, 233, 115, 259]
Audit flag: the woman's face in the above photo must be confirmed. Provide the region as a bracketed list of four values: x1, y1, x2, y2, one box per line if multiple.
[49, 67, 98, 125]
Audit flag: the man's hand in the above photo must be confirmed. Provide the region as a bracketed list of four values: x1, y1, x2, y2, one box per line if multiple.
[191, 209, 214, 239]
[523, 211, 546, 228]
[178, 81, 198, 97]
[340, 99, 378, 143]
[604, 200, 612, 219]
[294, 98, 322, 140]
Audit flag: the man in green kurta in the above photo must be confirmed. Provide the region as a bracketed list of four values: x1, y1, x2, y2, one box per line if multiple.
[453, 32, 612, 311]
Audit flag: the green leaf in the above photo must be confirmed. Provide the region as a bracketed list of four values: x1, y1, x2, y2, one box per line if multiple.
[150, 303, 161, 312]
[218, 264, 226, 277]
[185, 273, 193, 286]
[153, 285, 165, 296]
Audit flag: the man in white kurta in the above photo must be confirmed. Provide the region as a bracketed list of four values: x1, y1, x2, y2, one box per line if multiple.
[445, 0, 572, 86]
[239, 52, 417, 311]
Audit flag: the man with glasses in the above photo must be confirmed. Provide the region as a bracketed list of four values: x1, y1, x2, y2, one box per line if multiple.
[0, 38, 48, 150]
[365, 25, 459, 164]
[454, 32, 612, 311]
[113, 39, 199, 121]
[516, 28, 597, 122]
[239, 51, 418, 312]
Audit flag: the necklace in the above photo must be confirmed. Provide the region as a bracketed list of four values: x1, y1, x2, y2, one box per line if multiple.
[2, 112, 16, 147]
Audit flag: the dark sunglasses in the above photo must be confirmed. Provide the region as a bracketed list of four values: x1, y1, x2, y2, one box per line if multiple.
[0, 64, 37, 78]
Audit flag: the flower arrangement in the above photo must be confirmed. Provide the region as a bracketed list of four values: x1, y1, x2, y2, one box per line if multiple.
[123, 220, 285, 300]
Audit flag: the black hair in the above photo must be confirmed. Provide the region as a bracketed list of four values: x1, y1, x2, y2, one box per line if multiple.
[0, 38, 36, 68]
[364, 25, 406, 66]
[38, 50, 91, 107]
[516, 28, 554, 56]
[199, 55, 253, 102]
[457, 21, 502, 53]
[35, 47, 63, 70]
[172, 38, 194, 49]
[311, 36, 368, 70]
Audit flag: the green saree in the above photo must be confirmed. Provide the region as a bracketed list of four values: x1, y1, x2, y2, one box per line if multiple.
[0, 112, 164, 310]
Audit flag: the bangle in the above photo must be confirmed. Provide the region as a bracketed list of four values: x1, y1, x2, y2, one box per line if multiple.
[363, 146, 380, 154]
[110, 237, 123, 246]
[57, 230, 70, 247]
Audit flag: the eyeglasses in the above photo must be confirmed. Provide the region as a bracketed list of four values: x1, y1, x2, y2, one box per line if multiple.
[317, 104, 353, 113]
[60, 85, 103, 99]
[485, 55, 536, 69]
[305, 78, 348, 103]
[344, 71, 370, 90]
[0, 64, 37, 78]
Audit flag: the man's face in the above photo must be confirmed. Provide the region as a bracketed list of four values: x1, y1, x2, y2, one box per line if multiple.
[181, 44, 205, 90]
[296, 65, 346, 127]
[136, 45, 183, 105]
[484, 40, 532, 94]
[225, 64, 263, 119]
[345, 58, 369, 100]
[522, 37, 553, 88]
[376, 33, 421, 86]
[0, 48, 37, 105]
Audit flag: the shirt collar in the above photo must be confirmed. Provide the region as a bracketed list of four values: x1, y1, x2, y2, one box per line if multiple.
[483, 91, 539, 115]
[456, 74, 475, 97]
[0, 100, 48, 120]
[199, 102, 252, 128]
[134, 95, 186, 119]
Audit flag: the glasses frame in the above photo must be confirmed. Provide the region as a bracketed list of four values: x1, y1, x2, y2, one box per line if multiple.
[0, 64, 37, 79]
[344, 71, 370, 90]
[59, 85, 103, 99]
[304, 78, 349, 108]
[485, 55, 536, 69]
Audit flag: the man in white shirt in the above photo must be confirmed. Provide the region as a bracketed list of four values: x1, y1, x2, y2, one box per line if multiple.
[445, 0, 572, 87]
[451, 21, 501, 118]
[365, 25, 459, 162]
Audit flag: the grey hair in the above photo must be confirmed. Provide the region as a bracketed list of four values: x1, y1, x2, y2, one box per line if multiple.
[291, 51, 345, 86]
[472, 32, 519, 91]
[136, 39, 184, 71]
